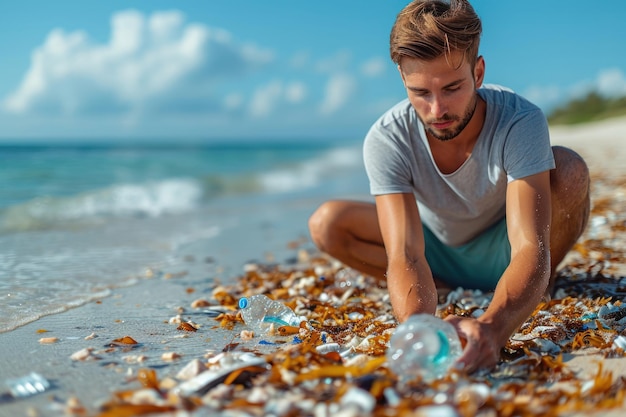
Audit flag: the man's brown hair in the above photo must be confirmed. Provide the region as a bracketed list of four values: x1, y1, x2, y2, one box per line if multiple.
[390, 0, 482, 68]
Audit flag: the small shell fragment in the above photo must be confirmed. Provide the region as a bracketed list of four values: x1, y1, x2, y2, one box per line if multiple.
[177, 322, 199, 332]
[613, 335, 626, 350]
[240, 330, 255, 340]
[191, 299, 211, 309]
[39, 337, 59, 344]
[84, 332, 97, 340]
[162, 352, 182, 362]
[70, 347, 98, 361]
[340, 387, 376, 413]
[176, 359, 207, 381]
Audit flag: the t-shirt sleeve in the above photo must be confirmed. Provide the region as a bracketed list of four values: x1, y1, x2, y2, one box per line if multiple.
[503, 109, 555, 182]
[363, 123, 415, 196]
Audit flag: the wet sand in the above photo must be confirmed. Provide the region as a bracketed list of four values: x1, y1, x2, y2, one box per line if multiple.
[0, 117, 625, 416]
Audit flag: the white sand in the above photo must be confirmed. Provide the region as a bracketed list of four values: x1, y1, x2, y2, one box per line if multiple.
[550, 116, 626, 174]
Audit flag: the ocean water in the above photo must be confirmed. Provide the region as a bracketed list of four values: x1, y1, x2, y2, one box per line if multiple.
[0, 141, 369, 333]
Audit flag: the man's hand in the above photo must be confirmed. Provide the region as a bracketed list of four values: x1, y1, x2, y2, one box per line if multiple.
[444, 315, 503, 373]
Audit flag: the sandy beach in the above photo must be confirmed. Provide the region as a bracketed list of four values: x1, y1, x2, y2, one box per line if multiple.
[1, 117, 625, 417]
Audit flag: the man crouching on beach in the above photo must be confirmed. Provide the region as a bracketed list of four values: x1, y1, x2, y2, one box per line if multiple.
[308, 0, 590, 373]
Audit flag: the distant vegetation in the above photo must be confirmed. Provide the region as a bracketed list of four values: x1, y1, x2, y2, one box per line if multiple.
[547, 92, 626, 125]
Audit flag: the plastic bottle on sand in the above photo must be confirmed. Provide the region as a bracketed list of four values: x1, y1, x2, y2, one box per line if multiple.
[238, 294, 304, 331]
[387, 314, 462, 382]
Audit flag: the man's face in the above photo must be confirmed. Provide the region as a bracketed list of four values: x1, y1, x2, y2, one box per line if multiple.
[398, 52, 484, 141]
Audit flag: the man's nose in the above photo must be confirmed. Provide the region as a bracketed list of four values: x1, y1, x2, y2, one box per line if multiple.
[430, 96, 448, 119]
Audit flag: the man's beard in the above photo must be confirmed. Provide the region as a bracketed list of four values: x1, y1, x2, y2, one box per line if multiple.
[423, 94, 478, 142]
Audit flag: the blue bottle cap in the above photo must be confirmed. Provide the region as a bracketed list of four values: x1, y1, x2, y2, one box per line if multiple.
[238, 297, 249, 309]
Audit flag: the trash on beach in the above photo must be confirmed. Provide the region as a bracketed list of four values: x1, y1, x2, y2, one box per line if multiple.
[174, 355, 269, 397]
[67, 173, 626, 416]
[2, 372, 51, 401]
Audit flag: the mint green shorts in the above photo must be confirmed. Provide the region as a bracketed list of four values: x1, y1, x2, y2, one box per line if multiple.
[423, 218, 510, 292]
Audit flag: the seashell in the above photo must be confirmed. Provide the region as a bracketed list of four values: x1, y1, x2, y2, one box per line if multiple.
[340, 288, 355, 303]
[65, 396, 86, 414]
[70, 347, 97, 361]
[175, 357, 268, 397]
[343, 354, 371, 368]
[613, 335, 626, 350]
[355, 336, 372, 350]
[243, 263, 260, 273]
[347, 312, 364, 320]
[454, 383, 491, 407]
[340, 387, 376, 413]
[162, 352, 182, 362]
[375, 314, 395, 324]
[159, 377, 178, 391]
[247, 385, 272, 404]
[383, 387, 401, 407]
[39, 337, 59, 344]
[240, 330, 255, 340]
[200, 383, 234, 406]
[176, 359, 207, 381]
[122, 355, 147, 364]
[532, 338, 561, 354]
[535, 325, 567, 342]
[84, 332, 97, 340]
[265, 397, 298, 416]
[316, 343, 341, 355]
[177, 322, 199, 332]
[345, 335, 363, 349]
[191, 299, 211, 309]
[413, 405, 459, 417]
[131, 388, 166, 405]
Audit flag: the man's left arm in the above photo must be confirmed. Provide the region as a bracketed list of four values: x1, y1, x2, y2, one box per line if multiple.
[448, 170, 552, 372]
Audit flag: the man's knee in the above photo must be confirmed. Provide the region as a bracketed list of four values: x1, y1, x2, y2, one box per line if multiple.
[309, 201, 342, 252]
[551, 146, 590, 194]
[550, 146, 591, 242]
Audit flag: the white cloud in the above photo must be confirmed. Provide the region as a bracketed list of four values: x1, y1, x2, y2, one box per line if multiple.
[223, 92, 244, 110]
[361, 57, 387, 78]
[596, 68, 626, 97]
[522, 85, 562, 110]
[248, 80, 307, 117]
[249, 80, 283, 118]
[289, 51, 309, 69]
[315, 50, 351, 74]
[319, 73, 356, 115]
[522, 68, 626, 111]
[2, 10, 274, 116]
[285, 82, 306, 103]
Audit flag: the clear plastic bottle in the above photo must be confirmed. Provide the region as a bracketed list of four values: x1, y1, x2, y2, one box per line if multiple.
[238, 294, 304, 331]
[4, 372, 51, 398]
[387, 314, 462, 382]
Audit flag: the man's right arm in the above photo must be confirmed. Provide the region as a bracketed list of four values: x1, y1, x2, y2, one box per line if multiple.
[375, 193, 438, 321]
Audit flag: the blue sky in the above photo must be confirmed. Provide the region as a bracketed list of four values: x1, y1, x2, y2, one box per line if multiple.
[1, 1, 625, 142]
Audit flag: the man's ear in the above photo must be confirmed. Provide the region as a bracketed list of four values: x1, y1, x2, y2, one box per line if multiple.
[474, 56, 485, 88]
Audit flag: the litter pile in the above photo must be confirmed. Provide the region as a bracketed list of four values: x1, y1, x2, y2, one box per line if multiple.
[81, 173, 626, 416]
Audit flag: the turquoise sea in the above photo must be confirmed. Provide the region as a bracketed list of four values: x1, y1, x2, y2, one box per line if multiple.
[0, 141, 369, 333]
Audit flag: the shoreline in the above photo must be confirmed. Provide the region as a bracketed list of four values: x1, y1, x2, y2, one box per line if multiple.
[0, 116, 625, 416]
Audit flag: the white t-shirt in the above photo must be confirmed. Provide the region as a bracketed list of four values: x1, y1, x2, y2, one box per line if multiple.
[363, 84, 555, 246]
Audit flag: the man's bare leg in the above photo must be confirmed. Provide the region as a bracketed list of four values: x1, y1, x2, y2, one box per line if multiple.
[308, 200, 387, 280]
[308, 201, 452, 299]
[547, 146, 591, 296]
